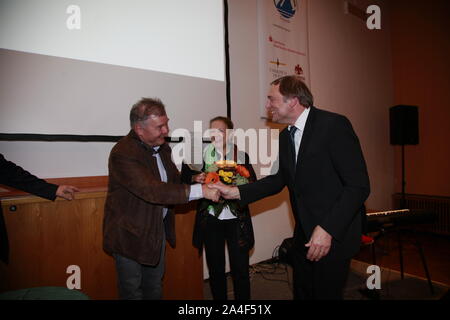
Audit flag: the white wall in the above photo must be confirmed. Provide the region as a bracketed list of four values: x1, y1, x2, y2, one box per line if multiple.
[0, 140, 113, 178]
[227, 0, 394, 268]
[307, 0, 394, 210]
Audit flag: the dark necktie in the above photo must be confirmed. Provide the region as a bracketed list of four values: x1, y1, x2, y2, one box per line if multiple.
[289, 126, 298, 165]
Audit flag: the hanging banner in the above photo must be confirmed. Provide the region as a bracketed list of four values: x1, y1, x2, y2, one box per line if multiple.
[257, 0, 310, 118]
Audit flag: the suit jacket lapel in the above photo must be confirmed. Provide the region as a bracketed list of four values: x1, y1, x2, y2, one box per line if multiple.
[281, 129, 297, 179]
[295, 106, 316, 174]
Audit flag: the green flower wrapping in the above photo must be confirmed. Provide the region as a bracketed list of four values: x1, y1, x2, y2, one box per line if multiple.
[200, 144, 249, 218]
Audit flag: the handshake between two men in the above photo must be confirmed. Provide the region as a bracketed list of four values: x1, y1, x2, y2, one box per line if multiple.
[194, 172, 240, 203]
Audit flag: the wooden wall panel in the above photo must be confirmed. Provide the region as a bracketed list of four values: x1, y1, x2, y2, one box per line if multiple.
[164, 201, 203, 300]
[0, 193, 118, 299]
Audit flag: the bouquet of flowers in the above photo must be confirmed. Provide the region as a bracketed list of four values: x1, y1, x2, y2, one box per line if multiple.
[199, 160, 251, 218]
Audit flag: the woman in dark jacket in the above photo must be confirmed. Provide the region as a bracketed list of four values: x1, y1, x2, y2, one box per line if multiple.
[182, 117, 256, 300]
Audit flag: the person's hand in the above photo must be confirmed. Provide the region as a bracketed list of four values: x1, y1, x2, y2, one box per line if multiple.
[202, 184, 220, 202]
[208, 181, 240, 200]
[56, 185, 80, 200]
[305, 225, 332, 262]
[192, 172, 206, 184]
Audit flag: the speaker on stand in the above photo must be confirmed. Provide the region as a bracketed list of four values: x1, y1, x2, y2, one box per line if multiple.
[388, 105, 428, 288]
[389, 105, 419, 208]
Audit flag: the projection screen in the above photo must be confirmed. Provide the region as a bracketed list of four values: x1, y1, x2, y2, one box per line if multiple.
[0, 0, 226, 136]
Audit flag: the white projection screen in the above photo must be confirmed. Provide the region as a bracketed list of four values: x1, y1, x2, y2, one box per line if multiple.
[0, 0, 226, 136]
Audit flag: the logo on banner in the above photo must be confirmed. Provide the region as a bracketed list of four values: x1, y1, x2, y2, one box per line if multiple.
[269, 58, 288, 78]
[270, 58, 286, 68]
[294, 64, 303, 75]
[274, 0, 298, 19]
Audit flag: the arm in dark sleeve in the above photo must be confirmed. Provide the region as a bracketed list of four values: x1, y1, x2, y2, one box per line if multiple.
[180, 163, 199, 185]
[0, 154, 58, 201]
[238, 162, 285, 205]
[319, 116, 370, 242]
[243, 152, 257, 184]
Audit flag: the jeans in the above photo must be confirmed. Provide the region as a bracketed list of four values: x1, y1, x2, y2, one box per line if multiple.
[113, 234, 166, 300]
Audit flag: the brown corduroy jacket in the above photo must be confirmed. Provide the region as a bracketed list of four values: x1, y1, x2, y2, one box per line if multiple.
[103, 130, 190, 265]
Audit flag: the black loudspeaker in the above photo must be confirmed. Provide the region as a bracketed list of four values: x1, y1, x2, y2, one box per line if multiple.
[389, 105, 419, 145]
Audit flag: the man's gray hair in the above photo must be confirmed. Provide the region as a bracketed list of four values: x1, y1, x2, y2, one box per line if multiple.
[130, 97, 166, 127]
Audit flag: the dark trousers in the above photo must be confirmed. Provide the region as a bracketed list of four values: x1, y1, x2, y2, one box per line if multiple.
[203, 216, 250, 300]
[113, 231, 166, 300]
[292, 239, 351, 300]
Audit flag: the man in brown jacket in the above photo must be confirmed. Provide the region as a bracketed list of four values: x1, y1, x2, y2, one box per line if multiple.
[103, 97, 219, 300]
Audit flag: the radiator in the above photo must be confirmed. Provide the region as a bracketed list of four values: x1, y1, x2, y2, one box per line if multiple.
[392, 193, 450, 235]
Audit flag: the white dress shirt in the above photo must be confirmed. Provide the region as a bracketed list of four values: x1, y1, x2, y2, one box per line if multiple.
[288, 107, 311, 161]
[153, 146, 203, 219]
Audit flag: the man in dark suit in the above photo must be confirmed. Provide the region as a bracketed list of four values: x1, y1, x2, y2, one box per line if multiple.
[0, 154, 79, 264]
[210, 75, 370, 299]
